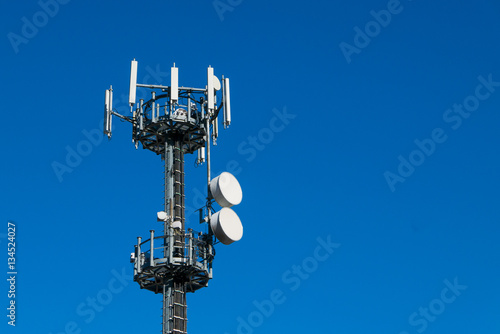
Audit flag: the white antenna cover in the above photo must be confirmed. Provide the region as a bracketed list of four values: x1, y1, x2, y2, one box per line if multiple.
[210, 207, 243, 245]
[104, 87, 113, 138]
[171, 65, 178, 101]
[207, 66, 215, 111]
[197, 146, 206, 164]
[108, 88, 113, 135]
[105, 89, 110, 112]
[210, 172, 242, 207]
[200, 146, 205, 161]
[104, 90, 109, 136]
[129, 59, 138, 106]
[108, 88, 113, 114]
[223, 78, 231, 128]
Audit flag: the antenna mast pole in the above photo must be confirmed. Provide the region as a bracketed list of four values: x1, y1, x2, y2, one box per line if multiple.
[162, 139, 187, 334]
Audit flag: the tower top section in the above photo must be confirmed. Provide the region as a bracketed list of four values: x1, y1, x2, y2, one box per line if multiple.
[104, 59, 232, 156]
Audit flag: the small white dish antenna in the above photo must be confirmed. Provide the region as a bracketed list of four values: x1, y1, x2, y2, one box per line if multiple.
[210, 172, 242, 207]
[173, 108, 187, 121]
[157, 211, 168, 221]
[210, 207, 243, 245]
[212, 75, 221, 91]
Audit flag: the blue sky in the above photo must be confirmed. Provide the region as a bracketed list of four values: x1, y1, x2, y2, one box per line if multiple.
[2, 0, 500, 333]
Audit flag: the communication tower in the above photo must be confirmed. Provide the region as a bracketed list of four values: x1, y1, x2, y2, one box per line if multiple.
[104, 59, 244, 334]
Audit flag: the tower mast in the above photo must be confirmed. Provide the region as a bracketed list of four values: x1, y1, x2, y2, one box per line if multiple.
[104, 60, 243, 333]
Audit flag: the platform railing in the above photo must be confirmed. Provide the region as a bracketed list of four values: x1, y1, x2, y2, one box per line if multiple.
[133, 229, 213, 276]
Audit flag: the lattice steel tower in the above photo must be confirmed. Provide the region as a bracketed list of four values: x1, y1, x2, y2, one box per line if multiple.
[104, 60, 244, 334]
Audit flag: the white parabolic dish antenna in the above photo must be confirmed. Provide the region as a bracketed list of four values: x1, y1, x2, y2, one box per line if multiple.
[210, 172, 242, 207]
[210, 207, 243, 245]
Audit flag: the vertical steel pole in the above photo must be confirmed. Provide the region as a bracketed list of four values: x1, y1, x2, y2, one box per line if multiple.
[150, 230, 154, 267]
[206, 112, 211, 194]
[137, 237, 142, 274]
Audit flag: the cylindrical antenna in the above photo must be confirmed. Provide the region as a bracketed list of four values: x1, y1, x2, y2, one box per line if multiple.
[109, 88, 112, 136]
[104, 89, 110, 138]
[150, 230, 155, 267]
[187, 93, 191, 123]
[137, 236, 142, 274]
[152, 101, 156, 122]
[222, 76, 226, 126]
[212, 116, 218, 145]
[139, 99, 144, 130]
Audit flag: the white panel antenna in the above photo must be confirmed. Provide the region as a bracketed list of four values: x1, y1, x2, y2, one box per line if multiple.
[104, 87, 113, 138]
[207, 66, 214, 111]
[104, 89, 109, 132]
[129, 59, 138, 106]
[223, 78, 231, 128]
[171, 65, 178, 102]
[108, 88, 113, 135]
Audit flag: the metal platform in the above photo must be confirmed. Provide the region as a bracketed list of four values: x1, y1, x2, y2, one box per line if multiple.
[132, 230, 214, 294]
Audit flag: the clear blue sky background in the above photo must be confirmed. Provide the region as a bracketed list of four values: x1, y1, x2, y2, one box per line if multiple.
[1, 0, 500, 333]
